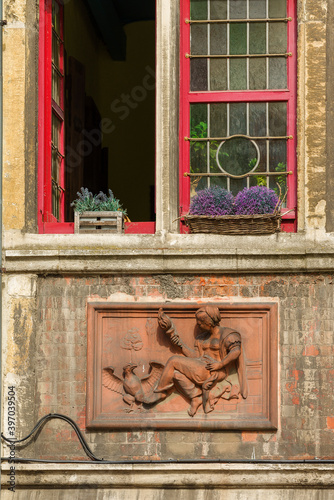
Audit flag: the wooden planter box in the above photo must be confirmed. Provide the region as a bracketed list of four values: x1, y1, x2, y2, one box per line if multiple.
[74, 211, 124, 234]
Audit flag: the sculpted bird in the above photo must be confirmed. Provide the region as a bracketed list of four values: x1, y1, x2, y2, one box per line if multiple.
[103, 362, 166, 412]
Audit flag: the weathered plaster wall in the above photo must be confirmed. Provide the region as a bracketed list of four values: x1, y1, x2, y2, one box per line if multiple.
[297, 0, 328, 231]
[4, 272, 331, 462]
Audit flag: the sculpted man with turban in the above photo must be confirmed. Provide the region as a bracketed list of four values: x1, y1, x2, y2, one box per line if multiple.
[155, 305, 248, 417]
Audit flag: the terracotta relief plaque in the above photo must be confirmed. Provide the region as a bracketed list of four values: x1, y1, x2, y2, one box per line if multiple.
[87, 302, 278, 430]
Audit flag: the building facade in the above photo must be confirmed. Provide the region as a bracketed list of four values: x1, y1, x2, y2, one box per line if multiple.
[1, 0, 334, 498]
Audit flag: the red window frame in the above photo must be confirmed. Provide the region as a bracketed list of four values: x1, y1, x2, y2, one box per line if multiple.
[179, 0, 297, 233]
[38, 0, 155, 234]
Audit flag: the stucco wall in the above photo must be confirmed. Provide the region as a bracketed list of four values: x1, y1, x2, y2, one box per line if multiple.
[2, 0, 334, 496]
[2, 272, 332, 462]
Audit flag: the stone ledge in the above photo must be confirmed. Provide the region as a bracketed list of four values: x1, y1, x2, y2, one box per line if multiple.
[4, 231, 334, 274]
[1, 462, 334, 488]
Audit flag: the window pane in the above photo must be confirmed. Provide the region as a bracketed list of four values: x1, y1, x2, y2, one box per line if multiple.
[269, 140, 287, 196]
[269, 0, 286, 18]
[230, 0, 247, 19]
[249, 102, 267, 136]
[217, 137, 259, 175]
[210, 103, 227, 137]
[52, 67, 61, 105]
[249, 58, 266, 89]
[230, 102, 247, 135]
[230, 59, 247, 90]
[191, 24, 207, 55]
[269, 57, 287, 89]
[268, 102, 287, 136]
[52, 151, 61, 220]
[210, 24, 227, 55]
[52, 113, 61, 150]
[249, 23, 266, 54]
[210, 59, 227, 90]
[211, 0, 227, 20]
[249, 139, 267, 187]
[190, 59, 208, 91]
[52, 0, 61, 36]
[190, 0, 207, 20]
[230, 23, 247, 55]
[269, 22, 287, 53]
[52, 182, 60, 220]
[190, 104, 208, 192]
[52, 32, 60, 69]
[249, 0, 266, 19]
[52, 149, 61, 184]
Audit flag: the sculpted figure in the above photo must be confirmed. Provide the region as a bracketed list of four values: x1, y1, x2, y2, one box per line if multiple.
[103, 362, 166, 412]
[155, 306, 248, 416]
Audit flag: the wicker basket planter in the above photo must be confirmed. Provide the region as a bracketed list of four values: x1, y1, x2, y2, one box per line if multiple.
[74, 211, 125, 234]
[184, 213, 281, 235]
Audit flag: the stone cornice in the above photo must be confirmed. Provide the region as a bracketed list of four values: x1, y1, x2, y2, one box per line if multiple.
[1, 462, 334, 489]
[3, 231, 334, 274]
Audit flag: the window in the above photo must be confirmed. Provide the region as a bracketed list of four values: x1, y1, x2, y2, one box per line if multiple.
[180, 0, 297, 232]
[38, 0, 156, 234]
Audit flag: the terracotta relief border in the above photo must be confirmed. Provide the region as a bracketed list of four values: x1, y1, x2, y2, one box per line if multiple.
[86, 302, 278, 430]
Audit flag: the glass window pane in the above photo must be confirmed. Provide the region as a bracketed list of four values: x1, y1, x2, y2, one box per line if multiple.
[249, 139, 267, 187]
[230, 0, 247, 19]
[210, 103, 227, 137]
[191, 24, 207, 55]
[269, 57, 287, 89]
[269, 22, 287, 53]
[52, 32, 60, 69]
[190, 104, 208, 195]
[230, 178, 248, 195]
[249, 23, 266, 54]
[249, 102, 267, 136]
[52, 0, 61, 36]
[52, 68, 61, 105]
[249, 0, 266, 19]
[210, 24, 227, 55]
[230, 23, 247, 55]
[249, 58, 266, 90]
[269, 140, 287, 196]
[210, 176, 228, 190]
[190, 59, 208, 91]
[230, 103, 247, 135]
[268, 102, 287, 136]
[211, 0, 227, 20]
[52, 182, 60, 220]
[190, 0, 207, 20]
[52, 113, 61, 149]
[191, 103, 208, 137]
[230, 58, 247, 90]
[217, 137, 259, 175]
[269, 0, 286, 18]
[52, 150, 61, 183]
[210, 59, 227, 90]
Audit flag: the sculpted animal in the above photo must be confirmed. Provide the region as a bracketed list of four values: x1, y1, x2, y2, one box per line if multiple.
[103, 362, 166, 412]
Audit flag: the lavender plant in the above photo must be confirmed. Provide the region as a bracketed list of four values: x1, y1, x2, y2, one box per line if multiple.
[234, 186, 279, 215]
[189, 186, 234, 216]
[71, 187, 127, 215]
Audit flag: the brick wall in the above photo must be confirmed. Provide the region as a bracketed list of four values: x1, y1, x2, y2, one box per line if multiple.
[24, 273, 334, 461]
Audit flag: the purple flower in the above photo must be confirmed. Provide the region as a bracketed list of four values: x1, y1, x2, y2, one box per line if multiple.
[189, 186, 234, 216]
[234, 186, 279, 215]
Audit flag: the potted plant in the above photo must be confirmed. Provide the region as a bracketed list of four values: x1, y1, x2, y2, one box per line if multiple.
[184, 185, 283, 235]
[71, 188, 127, 234]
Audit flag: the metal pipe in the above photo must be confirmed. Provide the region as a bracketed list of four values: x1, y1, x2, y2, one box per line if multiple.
[2, 458, 334, 465]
